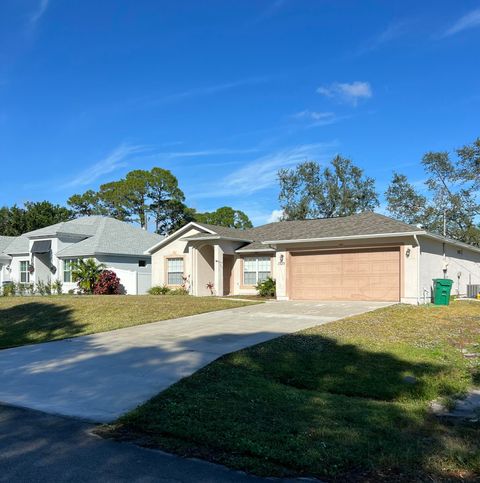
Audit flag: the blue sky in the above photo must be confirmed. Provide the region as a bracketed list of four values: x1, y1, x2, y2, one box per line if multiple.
[1, 1, 479, 225]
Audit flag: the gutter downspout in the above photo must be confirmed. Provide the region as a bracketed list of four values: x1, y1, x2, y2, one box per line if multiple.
[413, 234, 421, 305]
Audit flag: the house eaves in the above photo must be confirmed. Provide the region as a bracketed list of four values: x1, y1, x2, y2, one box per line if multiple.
[261, 231, 427, 245]
[420, 233, 480, 254]
[181, 235, 254, 243]
[145, 222, 227, 254]
[236, 247, 275, 253]
[0, 253, 11, 262]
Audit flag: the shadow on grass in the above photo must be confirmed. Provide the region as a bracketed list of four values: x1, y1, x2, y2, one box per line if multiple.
[0, 302, 84, 350]
[108, 333, 479, 481]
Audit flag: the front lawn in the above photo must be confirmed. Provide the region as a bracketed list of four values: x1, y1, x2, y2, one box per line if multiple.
[0, 295, 255, 350]
[101, 302, 480, 482]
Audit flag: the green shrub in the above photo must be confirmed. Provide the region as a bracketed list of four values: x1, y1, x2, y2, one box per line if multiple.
[148, 285, 171, 295]
[2, 282, 16, 297]
[170, 287, 189, 296]
[35, 280, 51, 296]
[256, 276, 276, 297]
[51, 279, 63, 295]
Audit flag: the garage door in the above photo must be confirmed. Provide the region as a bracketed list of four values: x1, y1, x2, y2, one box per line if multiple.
[289, 247, 400, 301]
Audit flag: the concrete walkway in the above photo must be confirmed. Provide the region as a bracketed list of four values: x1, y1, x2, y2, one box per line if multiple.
[0, 300, 390, 422]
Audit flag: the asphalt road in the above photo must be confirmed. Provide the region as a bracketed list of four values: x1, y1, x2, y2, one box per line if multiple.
[0, 404, 288, 483]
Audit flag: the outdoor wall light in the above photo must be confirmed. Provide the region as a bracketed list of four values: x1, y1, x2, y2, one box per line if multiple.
[405, 248, 411, 258]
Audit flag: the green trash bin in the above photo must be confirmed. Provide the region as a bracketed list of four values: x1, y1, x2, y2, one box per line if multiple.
[433, 278, 453, 305]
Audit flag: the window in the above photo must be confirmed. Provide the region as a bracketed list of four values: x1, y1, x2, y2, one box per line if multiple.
[167, 257, 184, 285]
[63, 259, 76, 283]
[138, 260, 147, 267]
[20, 261, 30, 284]
[243, 256, 271, 285]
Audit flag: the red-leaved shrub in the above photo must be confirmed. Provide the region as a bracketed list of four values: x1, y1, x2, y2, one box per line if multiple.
[93, 270, 121, 295]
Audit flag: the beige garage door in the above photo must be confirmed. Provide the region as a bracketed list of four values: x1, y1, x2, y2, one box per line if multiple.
[289, 247, 400, 301]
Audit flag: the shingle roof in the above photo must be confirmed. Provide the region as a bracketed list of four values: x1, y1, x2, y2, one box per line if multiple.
[56, 217, 163, 257]
[3, 235, 29, 255]
[0, 236, 15, 253]
[24, 216, 105, 238]
[195, 212, 423, 249]
[249, 212, 423, 242]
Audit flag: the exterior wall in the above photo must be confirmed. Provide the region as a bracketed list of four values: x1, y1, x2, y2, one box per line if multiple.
[231, 253, 276, 296]
[151, 227, 202, 289]
[0, 262, 11, 285]
[96, 255, 153, 295]
[196, 244, 214, 296]
[419, 237, 480, 301]
[9, 254, 31, 284]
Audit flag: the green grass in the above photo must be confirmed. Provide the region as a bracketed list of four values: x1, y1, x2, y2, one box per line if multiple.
[100, 302, 480, 482]
[0, 295, 256, 350]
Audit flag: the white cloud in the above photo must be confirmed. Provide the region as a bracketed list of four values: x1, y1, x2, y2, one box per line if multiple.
[358, 20, 412, 54]
[191, 142, 335, 199]
[443, 8, 480, 37]
[267, 209, 284, 223]
[30, 0, 49, 26]
[291, 110, 342, 128]
[66, 143, 148, 188]
[292, 110, 334, 121]
[158, 147, 259, 158]
[317, 81, 372, 106]
[152, 77, 269, 105]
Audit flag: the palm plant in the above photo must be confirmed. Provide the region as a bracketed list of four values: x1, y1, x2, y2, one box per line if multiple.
[71, 259, 106, 294]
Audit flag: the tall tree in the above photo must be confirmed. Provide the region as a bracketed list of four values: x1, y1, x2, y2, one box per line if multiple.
[67, 190, 106, 217]
[122, 170, 151, 229]
[278, 155, 379, 220]
[385, 173, 430, 227]
[195, 206, 253, 229]
[156, 200, 196, 235]
[148, 168, 185, 234]
[0, 202, 73, 236]
[385, 137, 480, 245]
[97, 180, 132, 222]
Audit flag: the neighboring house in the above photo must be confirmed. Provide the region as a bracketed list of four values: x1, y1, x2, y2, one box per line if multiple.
[0, 216, 163, 294]
[146, 212, 480, 304]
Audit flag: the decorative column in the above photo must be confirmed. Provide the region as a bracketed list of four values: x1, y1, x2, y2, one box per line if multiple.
[214, 244, 224, 296]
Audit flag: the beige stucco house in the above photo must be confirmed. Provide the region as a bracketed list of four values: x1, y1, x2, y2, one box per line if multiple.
[146, 211, 480, 304]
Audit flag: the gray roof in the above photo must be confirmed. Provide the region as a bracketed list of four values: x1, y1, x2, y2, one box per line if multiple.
[251, 212, 422, 242]
[3, 235, 29, 255]
[56, 217, 163, 258]
[24, 216, 105, 238]
[193, 212, 423, 251]
[0, 236, 15, 253]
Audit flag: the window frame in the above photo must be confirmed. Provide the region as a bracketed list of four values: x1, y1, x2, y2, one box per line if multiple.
[166, 256, 185, 286]
[63, 259, 76, 283]
[19, 260, 30, 284]
[242, 256, 271, 286]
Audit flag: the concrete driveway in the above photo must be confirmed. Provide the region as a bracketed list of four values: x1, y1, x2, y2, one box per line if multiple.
[0, 300, 391, 422]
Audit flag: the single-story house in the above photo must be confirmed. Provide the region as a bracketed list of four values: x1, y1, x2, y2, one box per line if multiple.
[146, 211, 480, 303]
[0, 216, 163, 294]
